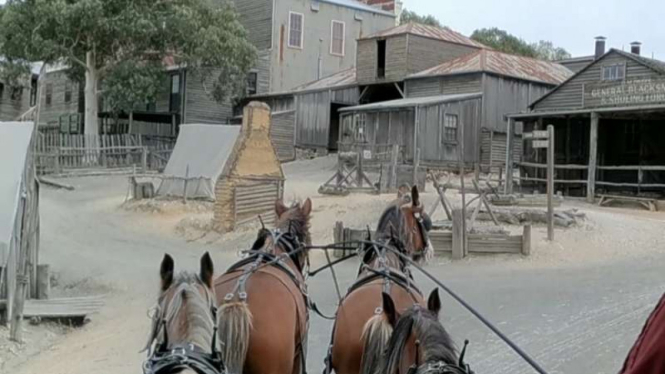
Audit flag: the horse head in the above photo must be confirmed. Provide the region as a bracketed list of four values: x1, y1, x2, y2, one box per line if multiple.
[375, 185, 432, 263]
[381, 289, 470, 374]
[143, 253, 221, 374]
[272, 198, 313, 273]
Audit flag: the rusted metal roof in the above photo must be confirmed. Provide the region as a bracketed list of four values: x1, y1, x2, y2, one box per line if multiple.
[292, 68, 357, 93]
[339, 93, 482, 112]
[361, 23, 488, 49]
[409, 50, 573, 85]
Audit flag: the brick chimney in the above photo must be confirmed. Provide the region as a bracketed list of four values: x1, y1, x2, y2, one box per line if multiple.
[595, 36, 606, 60]
[630, 41, 642, 55]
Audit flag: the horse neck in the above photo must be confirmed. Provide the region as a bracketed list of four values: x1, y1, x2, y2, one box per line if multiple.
[413, 316, 458, 367]
[376, 206, 413, 256]
[164, 284, 214, 352]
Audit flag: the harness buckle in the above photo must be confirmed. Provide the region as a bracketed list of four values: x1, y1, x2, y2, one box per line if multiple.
[239, 292, 248, 300]
[224, 293, 234, 301]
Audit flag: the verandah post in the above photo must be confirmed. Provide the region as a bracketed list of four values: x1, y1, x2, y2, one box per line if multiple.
[587, 112, 599, 203]
[504, 117, 515, 194]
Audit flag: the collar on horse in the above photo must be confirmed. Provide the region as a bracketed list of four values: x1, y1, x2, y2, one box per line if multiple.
[143, 342, 225, 374]
[406, 340, 474, 374]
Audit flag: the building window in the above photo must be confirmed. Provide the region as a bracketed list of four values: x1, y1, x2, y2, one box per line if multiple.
[45, 83, 53, 106]
[602, 64, 625, 81]
[10, 86, 23, 101]
[30, 78, 38, 106]
[170, 73, 181, 113]
[0, 83, 4, 99]
[442, 114, 458, 143]
[354, 113, 367, 141]
[288, 12, 304, 49]
[331, 21, 345, 56]
[377, 40, 386, 78]
[64, 81, 73, 103]
[247, 72, 258, 96]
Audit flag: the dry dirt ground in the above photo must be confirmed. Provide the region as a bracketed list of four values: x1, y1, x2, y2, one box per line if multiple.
[2, 155, 665, 374]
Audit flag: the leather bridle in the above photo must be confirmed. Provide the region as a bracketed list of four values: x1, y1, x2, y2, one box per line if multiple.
[143, 281, 225, 374]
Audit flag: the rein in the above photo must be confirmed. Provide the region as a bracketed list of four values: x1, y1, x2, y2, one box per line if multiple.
[385, 247, 550, 374]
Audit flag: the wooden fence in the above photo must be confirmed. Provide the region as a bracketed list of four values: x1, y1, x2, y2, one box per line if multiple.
[35, 134, 174, 175]
[517, 161, 665, 191]
[333, 221, 531, 260]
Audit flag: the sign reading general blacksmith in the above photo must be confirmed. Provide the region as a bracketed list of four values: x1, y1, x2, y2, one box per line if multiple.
[584, 78, 665, 108]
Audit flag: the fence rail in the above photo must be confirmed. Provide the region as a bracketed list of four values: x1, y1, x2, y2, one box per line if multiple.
[516, 161, 665, 191]
[35, 134, 174, 175]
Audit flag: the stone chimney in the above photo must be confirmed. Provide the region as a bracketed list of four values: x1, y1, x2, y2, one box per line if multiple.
[630, 41, 642, 56]
[595, 36, 607, 60]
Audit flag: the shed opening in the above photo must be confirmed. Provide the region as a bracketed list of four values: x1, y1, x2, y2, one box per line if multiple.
[377, 40, 386, 78]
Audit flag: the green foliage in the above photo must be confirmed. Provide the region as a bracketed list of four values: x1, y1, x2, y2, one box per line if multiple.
[400, 9, 443, 28]
[0, 0, 257, 113]
[471, 28, 571, 61]
[102, 60, 167, 113]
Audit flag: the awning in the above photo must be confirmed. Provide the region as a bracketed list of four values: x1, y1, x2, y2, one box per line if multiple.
[339, 93, 483, 113]
[507, 103, 665, 120]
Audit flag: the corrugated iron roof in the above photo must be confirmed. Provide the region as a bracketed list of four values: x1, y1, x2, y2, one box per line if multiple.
[292, 68, 357, 93]
[319, 0, 396, 17]
[409, 50, 573, 85]
[339, 93, 482, 112]
[361, 23, 488, 49]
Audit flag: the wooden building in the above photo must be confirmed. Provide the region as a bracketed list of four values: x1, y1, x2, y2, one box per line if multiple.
[38, 64, 226, 136]
[340, 48, 572, 169]
[0, 68, 37, 122]
[506, 45, 665, 200]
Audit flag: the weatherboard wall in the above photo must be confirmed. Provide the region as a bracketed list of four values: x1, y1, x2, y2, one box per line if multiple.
[184, 69, 233, 124]
[231, 0, 273, 50]
[483, 74, 552, 133]
[406, 74, 483, 98]
[270, 0, 394, 93]
[406, 36, 479, 76]
[533, 51, 659, 112]
[38, 71, 81, 127]
[0, 80, 32, 122]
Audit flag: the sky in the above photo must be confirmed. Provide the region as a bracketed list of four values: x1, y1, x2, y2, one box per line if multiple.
[404, 0, 665, 60]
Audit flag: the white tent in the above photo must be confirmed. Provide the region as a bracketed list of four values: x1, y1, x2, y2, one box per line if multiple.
[157, 124, 241, 200]
[1, 121, 38, 322]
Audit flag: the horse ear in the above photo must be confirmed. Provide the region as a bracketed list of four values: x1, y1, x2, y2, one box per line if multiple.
[427, 288, 442, 317]
[160, 254, 174, 291]
[411, 185, 420, 207]
[199, 252, 214, 288]
[275, 200, 288, 217]
[301, 198, 312, 217]
[382, 292, 398, 327]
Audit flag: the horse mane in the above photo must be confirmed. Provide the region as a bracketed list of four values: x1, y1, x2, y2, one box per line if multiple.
[383, 307, 458, 374]
[361, 201, 411, 268]
[147, 272, 216, 352]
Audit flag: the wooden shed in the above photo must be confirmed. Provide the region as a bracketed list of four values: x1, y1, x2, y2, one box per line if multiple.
[339, 93, 483, 169]
[213, 102, 285, 232]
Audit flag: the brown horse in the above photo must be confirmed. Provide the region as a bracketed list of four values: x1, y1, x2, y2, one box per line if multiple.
[214, 199, 313, 374]
[327, 186, 432, 374]
[143, 252, 222, 374]
[381, 289, 470, 374]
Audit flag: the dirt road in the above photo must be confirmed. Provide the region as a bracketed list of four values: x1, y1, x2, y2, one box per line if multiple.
[3, 156, 665, 374]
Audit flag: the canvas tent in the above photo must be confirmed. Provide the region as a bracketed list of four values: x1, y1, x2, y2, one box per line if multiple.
[0, 122, 39, 326]
[157, 124, 241, 200]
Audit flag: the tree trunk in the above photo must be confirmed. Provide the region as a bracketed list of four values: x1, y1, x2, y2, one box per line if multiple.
[84, 51, 99, 135]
